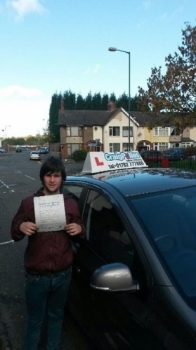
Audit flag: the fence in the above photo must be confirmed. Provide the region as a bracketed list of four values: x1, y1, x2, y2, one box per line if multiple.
[146, 157, 196, 171]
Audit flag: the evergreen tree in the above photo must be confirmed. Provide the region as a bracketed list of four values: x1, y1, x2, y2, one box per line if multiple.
[117, 92, 128, 109]
[101, 94, 109, 110]
[131, 95, 139, 111]
[109, 93, 116, 102]
[92, 93, 102, 110]
[48, 93, 61, 142]
[63, 90, 76, 109]
[76, 94, 85, 109]
[85, 92, 93, 109]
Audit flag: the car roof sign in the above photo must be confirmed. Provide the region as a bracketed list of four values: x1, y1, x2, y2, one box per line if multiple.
[82, 151, 148, 174]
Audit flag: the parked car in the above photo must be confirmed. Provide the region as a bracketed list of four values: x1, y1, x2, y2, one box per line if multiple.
[64, 151, 196, 350]
[140, 150, 164, 163]
[16, 147, 22, 152]
[0, 148, 5, 153]
[39, 147, 49, 154]
[29, 151, 41, 160]
[20, 147, 30, 152]
[188, 155, 196, 160]
[163, 147, 186, 160]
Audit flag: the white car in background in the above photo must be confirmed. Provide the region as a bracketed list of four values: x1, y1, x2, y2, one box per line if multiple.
[0, 148, 5, 153]
[29, 151, 41, 160]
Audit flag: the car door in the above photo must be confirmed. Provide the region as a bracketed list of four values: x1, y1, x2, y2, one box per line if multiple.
[68, 186, 164, 350]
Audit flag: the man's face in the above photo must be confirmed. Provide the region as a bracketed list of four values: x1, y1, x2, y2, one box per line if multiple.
[43, 172, 62, 195]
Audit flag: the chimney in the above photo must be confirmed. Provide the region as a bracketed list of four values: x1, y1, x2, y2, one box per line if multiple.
[108, 100, 116, 111]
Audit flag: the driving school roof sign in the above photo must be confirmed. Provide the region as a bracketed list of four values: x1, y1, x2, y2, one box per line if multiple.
[82, 151, 147, 174]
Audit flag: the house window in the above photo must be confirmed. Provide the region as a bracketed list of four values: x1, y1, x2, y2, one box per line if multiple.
[109, 126, 120, 136]
[181, 143, 191, 148]
[122, 126, 133, 137]
[123, 143, 134, 151]
[154, 143, 169, 151]
[109, 143, 120, 152]
[67, 143, 80, 156]
[67, 127, 82, 137]
[154, 127, 169, 136]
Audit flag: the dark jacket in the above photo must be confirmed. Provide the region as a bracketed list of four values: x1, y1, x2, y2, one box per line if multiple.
[11, 188, 86, 275]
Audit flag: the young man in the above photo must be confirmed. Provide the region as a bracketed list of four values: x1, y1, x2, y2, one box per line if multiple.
[11, 156, 86, 350]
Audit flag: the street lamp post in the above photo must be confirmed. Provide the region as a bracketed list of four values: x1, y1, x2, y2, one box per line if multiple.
[37, 130, 40, 148]
[1, 125, 11, 152]
[3, 125, 11, 138]
[108, 47, 131, 151]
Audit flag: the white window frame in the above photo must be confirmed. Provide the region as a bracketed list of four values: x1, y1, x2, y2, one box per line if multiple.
[154, 143, 169, 151]
[67, 143, 80, 156]
[109, 126, 120, 136]
[67, 127, 79, 137]
[154, 127, 169, 136]
[122, 126, 133, 137]
[109, 143, 120, 152]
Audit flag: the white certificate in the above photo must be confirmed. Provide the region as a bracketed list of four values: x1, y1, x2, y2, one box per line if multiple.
[34, 194, 66, 232]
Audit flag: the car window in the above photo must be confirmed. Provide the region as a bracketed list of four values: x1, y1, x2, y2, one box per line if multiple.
[129, 189, 196, 304]
[63, 184, 83, 203]
[85, 189, 134, 269]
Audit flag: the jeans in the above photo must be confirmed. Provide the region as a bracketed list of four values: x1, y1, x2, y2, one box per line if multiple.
[24, 267, 72, 350]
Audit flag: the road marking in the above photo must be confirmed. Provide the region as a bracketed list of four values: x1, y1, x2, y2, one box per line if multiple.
[0, 181, 9, 188]
[0, 240, 14, 246]
[25, 175, 35, 180]
[0, 180, 14, 192]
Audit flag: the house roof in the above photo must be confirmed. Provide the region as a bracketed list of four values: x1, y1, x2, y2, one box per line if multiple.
[58, 108, 141, 127]
[58, 108, 178, 128]
[58, 109, 118, 126]
[181, 137, 196, 143]
[130, 111, 176, 127]
[130, 111, 150, 125]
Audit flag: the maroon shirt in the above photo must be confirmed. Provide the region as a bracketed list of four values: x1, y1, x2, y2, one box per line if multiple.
[11, 188, 86, 275]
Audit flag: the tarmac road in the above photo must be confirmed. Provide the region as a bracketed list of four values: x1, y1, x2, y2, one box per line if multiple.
[0, 152, 92, 350]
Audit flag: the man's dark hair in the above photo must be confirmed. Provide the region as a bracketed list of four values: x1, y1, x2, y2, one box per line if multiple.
[40, 156, 66, 185]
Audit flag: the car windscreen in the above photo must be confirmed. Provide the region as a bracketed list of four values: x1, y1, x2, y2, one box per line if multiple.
[165, 148, 184, 154]
[128, 187, 196, 309]
[164, 149, 175, 154]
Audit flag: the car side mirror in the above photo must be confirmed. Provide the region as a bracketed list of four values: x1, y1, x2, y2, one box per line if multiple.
[90, 262, 140, 292]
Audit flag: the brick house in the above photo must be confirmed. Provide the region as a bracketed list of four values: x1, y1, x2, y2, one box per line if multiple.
[58, 101, 139, 158]
[58, 101, 196, 158]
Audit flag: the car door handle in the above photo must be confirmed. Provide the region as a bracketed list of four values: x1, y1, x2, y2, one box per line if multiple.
[75, 266, 81, 273]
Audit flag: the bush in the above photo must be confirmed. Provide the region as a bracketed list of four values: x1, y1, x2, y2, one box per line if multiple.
[186, 146, 196, 157]
[72, 149, 87, 161]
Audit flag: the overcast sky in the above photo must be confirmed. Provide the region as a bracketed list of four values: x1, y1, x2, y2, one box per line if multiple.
[0, 0, 196, 137]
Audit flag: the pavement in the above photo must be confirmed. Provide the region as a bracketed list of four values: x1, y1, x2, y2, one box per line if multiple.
[0, 326, 9, 350]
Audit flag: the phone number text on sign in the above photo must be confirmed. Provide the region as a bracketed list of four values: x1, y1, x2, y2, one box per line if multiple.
[108, 161, 144, 169]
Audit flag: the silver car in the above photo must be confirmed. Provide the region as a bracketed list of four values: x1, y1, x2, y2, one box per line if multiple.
[29, 151, 41, 160]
